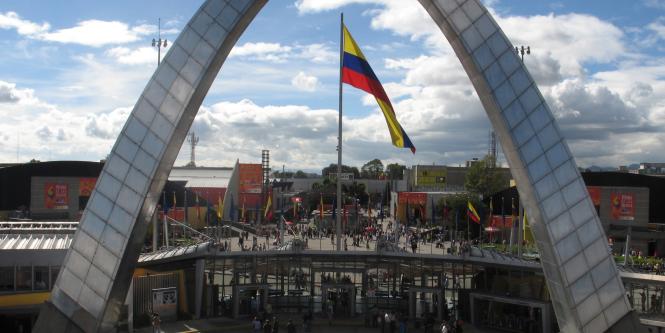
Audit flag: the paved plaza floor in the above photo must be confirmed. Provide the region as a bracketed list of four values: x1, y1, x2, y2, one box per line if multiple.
[133, 316, 494, 333]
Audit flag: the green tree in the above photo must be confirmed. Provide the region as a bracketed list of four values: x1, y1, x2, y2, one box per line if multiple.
[360, 159, 384, 179]
[464, 155, 507, 199]
[385, 163, 406, 180]
[321, 163, 360, 178]
[294, 170, 308, 178]
[342, 181, 368, 204]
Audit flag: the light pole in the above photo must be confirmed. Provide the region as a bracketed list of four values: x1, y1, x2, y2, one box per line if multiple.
[514, 45, 529, 258]
[515, 45, 530, 62]
[152, 18, 168, 65]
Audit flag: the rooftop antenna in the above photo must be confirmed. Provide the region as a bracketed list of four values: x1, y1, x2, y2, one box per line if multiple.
[187, 132, 199, 167]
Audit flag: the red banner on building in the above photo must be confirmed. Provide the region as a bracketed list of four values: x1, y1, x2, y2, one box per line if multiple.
[79, 178, 97, 196]
[239, 164, 263, 194]
[611, 192, 634, 221]
[490, 215, 514, 228]
[587, 186, 601, 207]
[45, 183, 68, 209]
[398, 192, 427, 205]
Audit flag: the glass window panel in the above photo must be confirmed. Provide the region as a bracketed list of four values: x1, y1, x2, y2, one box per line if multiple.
[434, 0, 458, 15]
[203, 22, 228, 49]
[450, 8, 472, 32]
[133, 98, 157, 127]
[562, 179, 586, 207]
[113, 137, 138, 168]
[577, 292, 601, 325]
[192, 40, 215, 67]
[462, 0, 483, 21]
[180, 56, 204, 86]
[503, 100, 526, 129]
[125, 116, 148, 145]
[141, 132, 166, 160]
[164, 44, 188, 72]
[498, 51, 520, 76]
[34, 266, 49, 290]
[88, 191, 114, 221]
[50, 267, 60, 289]
[471, 43, 494, 71]
[555, 229, 582, 263]
[528, 104, 551, 131]
[203, 1, 225, 18]
[583, 238, 608, 268]
[509, 68, 531, 95]
[0, 267, 14, 291]
[109, 205, 133, 234]
[570, 199, 594, 228]
[134, 149, 157, 176]
[461, 26, 483, 51]
[546, 142, 568, 169]
[487, 32, 509, 57]
[97, 172, 122, 202]
[528, 155, 551, 183]
[217, 4, 240, 30]
[169, 76, 192, 104]
[563, 253, 588, 285]
[494, 81, 516, 109]
[590, 258, 613, 291]
[598, 277, 622, 308]
[94, 245, 118, 277]
[125, 167, 149, 196]
[81, 210, 105, 239]
[519, 86, 541, 113]
[102, 225, 126, 257]
[520, 137, 543, 164]
[513, 117, 535, 146]
[178, 28, 202, 53]
[603, 296, 629, 326]
[535, 174, 558, 201]
[16, 266, 32, 291]
[191, 10, 213, 37]
[541, 190, 565, 221]
[143, 81, 168, 110]
[229, 0, 249, 12]
[537, 123, 560, 150]
[474, 14, 496, 38]
[151, 112, 174, 142]
[116, 185, 141, 215]
[548, 212, 575, 243]
[159, 93, 182, 124]
[154, 63, 178, 94]
[577, 218, 601, 248]
[483, 62, 506, 90]
[571, 273, 595, 305]
[553, 160, 576, 188]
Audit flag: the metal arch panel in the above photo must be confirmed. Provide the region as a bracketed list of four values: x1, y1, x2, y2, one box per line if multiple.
[417, 0, 635, 331]
[34, 1, 268, 332]
[34, 0, 640, 332]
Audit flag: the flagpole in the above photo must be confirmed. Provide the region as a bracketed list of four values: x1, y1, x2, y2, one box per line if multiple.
[336, 12, 344, 252]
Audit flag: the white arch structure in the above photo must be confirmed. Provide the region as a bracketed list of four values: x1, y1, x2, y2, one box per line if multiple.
[34, 1, 642, 332]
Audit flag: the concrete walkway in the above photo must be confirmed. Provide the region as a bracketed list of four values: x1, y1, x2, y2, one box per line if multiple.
[132, 316, 496, 333]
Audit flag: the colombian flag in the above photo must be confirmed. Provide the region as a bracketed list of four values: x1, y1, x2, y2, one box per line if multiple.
[342, 25, 416, 153]
[467, 201, 481, 224]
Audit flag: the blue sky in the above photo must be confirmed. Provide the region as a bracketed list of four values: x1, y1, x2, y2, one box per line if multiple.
[1, 0, 664, 172]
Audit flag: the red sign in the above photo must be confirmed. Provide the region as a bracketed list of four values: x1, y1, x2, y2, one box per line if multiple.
[398, 192, 427, 205]
[79, 178, 97, 196]
[610, 192, 634, 221]
[587, 186, 601, 206]
[45, 183, 68, 209]
[291, 197, 302, 203]
[490, 215, 514, 228]
[239, 164, 263, 194]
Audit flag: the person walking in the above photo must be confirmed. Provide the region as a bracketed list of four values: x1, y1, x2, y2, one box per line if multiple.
[286, 319, 296, 333]
[151, 312, 161, 333]
[252, 316, 262, 333]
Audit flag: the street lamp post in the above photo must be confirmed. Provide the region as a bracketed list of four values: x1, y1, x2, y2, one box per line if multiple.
[514, 45, 530, 258]
[152, 18, 168, 65]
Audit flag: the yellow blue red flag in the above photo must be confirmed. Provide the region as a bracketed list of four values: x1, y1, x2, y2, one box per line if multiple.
[467, 201, 481, 224]
[342, 25, 416, 153]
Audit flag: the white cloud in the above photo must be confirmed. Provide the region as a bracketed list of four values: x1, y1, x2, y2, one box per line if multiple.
[0, 11, 174, 47]
[230, 42, 293, 62]
[645, 0, 665, 9]
[106, 46, 160, 65]
[291, 71, 320, 91]
[0, 11, 49, 36]
[229, 41, 336, 64]
[40, 20, 151, 47]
